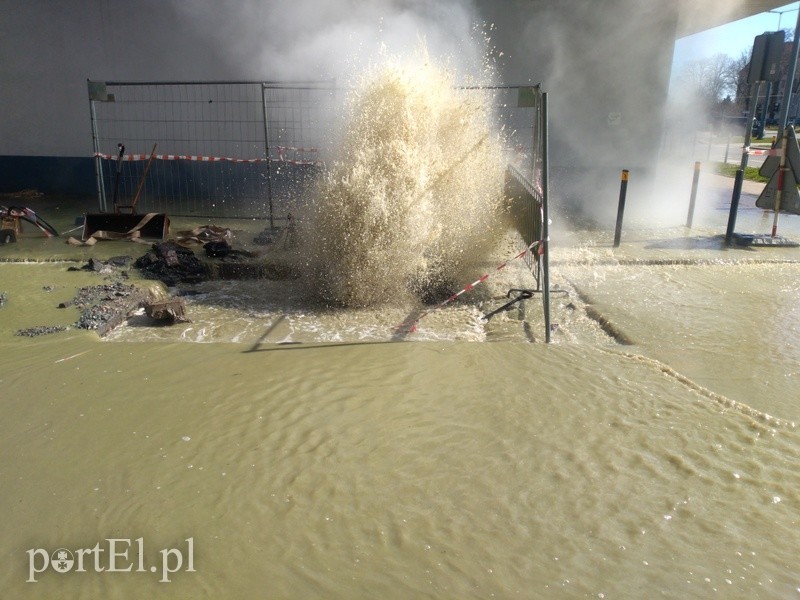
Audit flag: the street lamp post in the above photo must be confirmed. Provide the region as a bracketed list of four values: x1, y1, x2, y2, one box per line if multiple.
[768, 7, 798, 31]
[778, 8, 800, 133]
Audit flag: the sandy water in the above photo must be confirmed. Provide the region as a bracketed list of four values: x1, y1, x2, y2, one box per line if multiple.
[2, 177, 800, 598]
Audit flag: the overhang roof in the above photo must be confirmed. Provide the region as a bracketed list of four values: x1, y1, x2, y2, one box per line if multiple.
[678, 1, 790, 38]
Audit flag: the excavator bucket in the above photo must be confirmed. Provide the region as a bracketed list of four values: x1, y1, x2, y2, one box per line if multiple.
[82, 212, 169, 241]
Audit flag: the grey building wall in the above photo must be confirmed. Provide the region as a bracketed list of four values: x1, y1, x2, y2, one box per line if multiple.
[1, 1, 241, 194]
[476, 0, 681, 213]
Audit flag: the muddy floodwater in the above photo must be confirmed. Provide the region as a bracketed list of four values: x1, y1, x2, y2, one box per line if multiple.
[1, 174, 800, 599]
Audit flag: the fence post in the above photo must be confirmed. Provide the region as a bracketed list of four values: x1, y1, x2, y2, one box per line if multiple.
[260, 83, 275, 230]
[613, 169, 629, 248]
[541, 92, 551, 343]
[686, 161, 701, 228]
[88, 94, 106, 212]
[727, 80, 761, 245]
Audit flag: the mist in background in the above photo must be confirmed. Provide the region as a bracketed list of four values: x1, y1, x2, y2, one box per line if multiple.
[168, 0, 486, 83]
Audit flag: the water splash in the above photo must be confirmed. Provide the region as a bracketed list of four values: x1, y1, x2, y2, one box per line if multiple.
[302, 46, 508, 307]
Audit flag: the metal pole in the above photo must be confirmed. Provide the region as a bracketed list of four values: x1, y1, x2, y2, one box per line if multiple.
[686, 161, 701, 228]
[724, 133, 731, 164]
[726, 81, 762, 245]
[531, 89, 540, 186]
[541, 92, 551, 344]
[778, 11, 800, 133]
[726, 170, 744, 244]
[89, 98, 106, 212]
[613, 169, 629, 248]
[260, 83, 275, 230]
[772, 126, 789, 236]
[762, 81, 773, 137]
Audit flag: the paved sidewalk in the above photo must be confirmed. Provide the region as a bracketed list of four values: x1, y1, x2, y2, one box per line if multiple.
[699, 172, 764, 196]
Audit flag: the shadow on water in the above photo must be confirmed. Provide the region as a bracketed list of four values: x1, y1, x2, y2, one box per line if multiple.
[242, 313, 408, 352]
[644, 234, 730, 251]
[244, 338, 401, 353]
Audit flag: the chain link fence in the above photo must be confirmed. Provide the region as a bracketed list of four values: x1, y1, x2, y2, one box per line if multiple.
[88, 80, 542, 219]
[89, 80, 334, 222]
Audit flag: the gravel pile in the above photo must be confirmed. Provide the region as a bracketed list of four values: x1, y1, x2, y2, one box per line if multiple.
[134, 242, 209, 286]
[71, 282, 148, 332]
[15, 325, 67, 337]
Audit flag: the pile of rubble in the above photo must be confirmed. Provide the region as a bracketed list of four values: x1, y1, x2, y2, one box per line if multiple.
[15, 325, 67, 337]
[134, 241, 209, 286]
[9, 232, 291, 338]
[70, 281, 153, 334]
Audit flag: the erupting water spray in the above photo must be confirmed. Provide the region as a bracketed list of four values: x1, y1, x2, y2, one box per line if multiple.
[302, 45, 508, 307]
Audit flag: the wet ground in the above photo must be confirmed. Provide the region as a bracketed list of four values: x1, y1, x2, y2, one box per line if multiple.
[2, 175, 800, 599]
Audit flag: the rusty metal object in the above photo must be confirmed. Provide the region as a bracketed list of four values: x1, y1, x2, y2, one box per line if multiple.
[143, 298, 188, 324]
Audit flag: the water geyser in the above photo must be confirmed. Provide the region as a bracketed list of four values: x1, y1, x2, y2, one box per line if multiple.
[304, 48, 508, 308]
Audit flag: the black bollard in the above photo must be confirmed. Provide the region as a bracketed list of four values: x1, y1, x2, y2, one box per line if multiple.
[725, 169, 744, 245]
[613, 169, 629, 248]
[686, 161, 701, 228]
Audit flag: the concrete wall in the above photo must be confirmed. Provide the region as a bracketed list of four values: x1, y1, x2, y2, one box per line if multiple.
[1, 1, 246, 193]
[475, 0, 681, 214]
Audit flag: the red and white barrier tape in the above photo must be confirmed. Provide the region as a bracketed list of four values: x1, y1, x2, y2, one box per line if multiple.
[397, 239, 544, 333]
[94, 146, 321, 166]
[746, 147, 778, 156]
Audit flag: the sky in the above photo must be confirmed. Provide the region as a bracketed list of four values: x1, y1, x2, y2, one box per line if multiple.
[672, 1, 800, 75]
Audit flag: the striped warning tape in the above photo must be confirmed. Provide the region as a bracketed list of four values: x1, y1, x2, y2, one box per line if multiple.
[397, 239, 544, 333]
[94, 146, 321, 166]
[746, 147, 779, 156]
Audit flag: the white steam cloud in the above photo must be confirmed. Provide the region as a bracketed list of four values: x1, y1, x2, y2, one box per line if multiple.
[169, 0, 483, 82]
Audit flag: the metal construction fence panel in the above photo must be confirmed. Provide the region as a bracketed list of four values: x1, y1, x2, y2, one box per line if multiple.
[505, 164, 544, 280]
[88, 80, 334, 221]
[500, 86, 551, 342]
[495, 85, 546, 285]
[485, 84, 544, 192]
[88, 80, 543, 222]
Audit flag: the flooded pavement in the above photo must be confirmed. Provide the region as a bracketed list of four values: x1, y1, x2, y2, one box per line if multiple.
[2, 174, 800, 599]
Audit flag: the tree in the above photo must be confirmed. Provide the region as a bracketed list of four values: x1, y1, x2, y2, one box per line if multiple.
[730, 50, 751, 112]
[674, 53, 739, 118]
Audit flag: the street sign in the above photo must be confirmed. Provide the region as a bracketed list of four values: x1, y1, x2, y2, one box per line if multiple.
[758, 126, 800, 180]
[756, 127, 800, 215]
[756, 168, 800, 214]
[748, 32, 785, 83]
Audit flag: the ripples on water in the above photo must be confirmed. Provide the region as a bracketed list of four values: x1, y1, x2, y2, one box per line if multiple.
[3, 225, 800, 599]
[2, 330, 799, 598]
